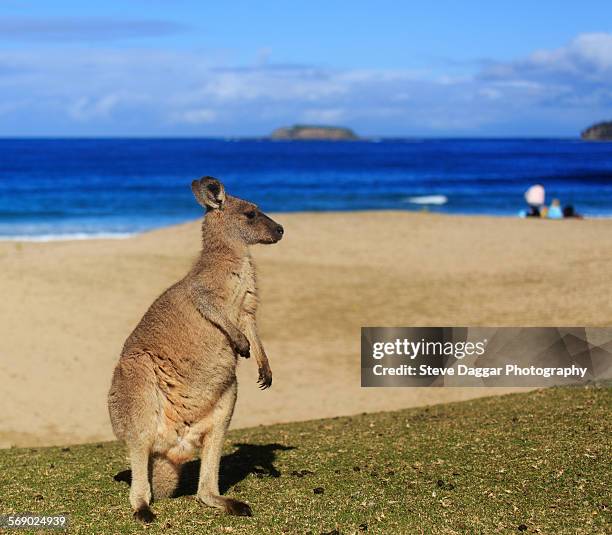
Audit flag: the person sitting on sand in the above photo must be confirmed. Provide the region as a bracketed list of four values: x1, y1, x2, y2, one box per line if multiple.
[548, 199, 563, 219]
[563, 205, 583, 219]
[523, 184, 545, 218]
[524, 206, 540, 217]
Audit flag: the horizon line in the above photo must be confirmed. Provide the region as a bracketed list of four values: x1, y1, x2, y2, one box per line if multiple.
[0, 135, 587, 141]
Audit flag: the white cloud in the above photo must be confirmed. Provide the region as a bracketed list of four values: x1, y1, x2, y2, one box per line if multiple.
[301, 108, 346, 123]
[482, 32, 612, 83]
[171, 108, 217, 124]
[69, 94, 121, 120]
[1, 32, 611, 135]
[474, 33, 612, 117]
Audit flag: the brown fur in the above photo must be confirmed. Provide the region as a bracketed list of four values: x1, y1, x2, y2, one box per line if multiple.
[107, 177, 283, 522]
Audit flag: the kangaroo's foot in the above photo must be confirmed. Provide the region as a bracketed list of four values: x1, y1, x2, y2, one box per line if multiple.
[198, 493, 252, 516]
[224, 498, 252, 516]
[130, 473, 154, 523]
[133, 504, 156, 523]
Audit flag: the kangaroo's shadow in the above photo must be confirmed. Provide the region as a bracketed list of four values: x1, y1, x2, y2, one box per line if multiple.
[114, 443, 295, 497]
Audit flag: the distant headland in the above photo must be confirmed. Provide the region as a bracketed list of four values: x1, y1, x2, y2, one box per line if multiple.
[581, 121, 612, 141]
[270, 124, 360, 141]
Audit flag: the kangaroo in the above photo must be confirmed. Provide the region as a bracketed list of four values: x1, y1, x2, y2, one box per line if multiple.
[108, 176, 284, 522]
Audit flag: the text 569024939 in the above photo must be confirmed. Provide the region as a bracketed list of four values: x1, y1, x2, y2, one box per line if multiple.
[0, 515, 68, 530]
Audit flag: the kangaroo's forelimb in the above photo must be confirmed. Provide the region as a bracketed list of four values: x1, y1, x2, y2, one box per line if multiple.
[191, 287, 251, 358]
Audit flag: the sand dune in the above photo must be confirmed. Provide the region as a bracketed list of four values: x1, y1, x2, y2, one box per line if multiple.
[1, 212, 611, 448]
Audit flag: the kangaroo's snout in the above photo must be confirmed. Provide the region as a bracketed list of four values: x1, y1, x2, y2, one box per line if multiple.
[257, 213, 284, 244]
[274, 224, 284, 241]
[265, 220, 284, 244]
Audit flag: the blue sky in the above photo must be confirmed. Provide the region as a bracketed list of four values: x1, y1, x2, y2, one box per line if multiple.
[1, 1, 612, 136]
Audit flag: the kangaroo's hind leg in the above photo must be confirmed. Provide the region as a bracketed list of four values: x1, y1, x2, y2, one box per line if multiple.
[128, 444, 155, 522]
[108, 355, 158, 523]
[197, 381, 251, 516]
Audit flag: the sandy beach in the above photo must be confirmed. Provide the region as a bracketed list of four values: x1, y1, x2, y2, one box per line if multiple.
[1, 211, 611, 448]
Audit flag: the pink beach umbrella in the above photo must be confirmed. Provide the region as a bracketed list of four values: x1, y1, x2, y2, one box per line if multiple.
[525, 184, 545, 206]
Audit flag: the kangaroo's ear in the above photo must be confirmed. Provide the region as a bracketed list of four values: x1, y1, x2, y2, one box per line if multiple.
[192, 176, 226, 211]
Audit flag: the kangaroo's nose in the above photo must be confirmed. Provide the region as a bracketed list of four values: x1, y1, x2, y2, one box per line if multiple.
[276, 225, 284, 237]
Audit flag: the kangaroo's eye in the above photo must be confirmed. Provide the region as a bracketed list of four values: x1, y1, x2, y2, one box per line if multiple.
[245, 210, 257, 220]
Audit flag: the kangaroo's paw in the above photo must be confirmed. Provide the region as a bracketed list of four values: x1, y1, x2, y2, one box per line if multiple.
[257, 365, 272, 389]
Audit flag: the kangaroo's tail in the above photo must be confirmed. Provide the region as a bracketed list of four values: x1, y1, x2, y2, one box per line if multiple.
[151, 455, 199, 500]
[151, 455, 180, 499]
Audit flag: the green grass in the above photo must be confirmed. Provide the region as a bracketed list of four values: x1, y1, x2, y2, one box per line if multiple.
[1, 386, 610, 534]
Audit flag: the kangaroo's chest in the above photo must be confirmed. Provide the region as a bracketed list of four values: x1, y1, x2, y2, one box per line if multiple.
[227, 257, 257, 317]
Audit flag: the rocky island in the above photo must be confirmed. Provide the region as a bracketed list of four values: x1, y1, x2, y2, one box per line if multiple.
[270, 124, 360, 141]
[581, 121, 612, 141]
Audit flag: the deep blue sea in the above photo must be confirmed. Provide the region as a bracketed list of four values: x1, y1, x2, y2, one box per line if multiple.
[1, 138, 611, 240]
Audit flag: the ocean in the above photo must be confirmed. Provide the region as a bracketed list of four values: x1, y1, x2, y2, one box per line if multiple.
[1, 138, 611, 240]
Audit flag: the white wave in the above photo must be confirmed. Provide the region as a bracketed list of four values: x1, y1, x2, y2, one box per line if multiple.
[0, 232, 135, 242]
[404, 195, 448, 205]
